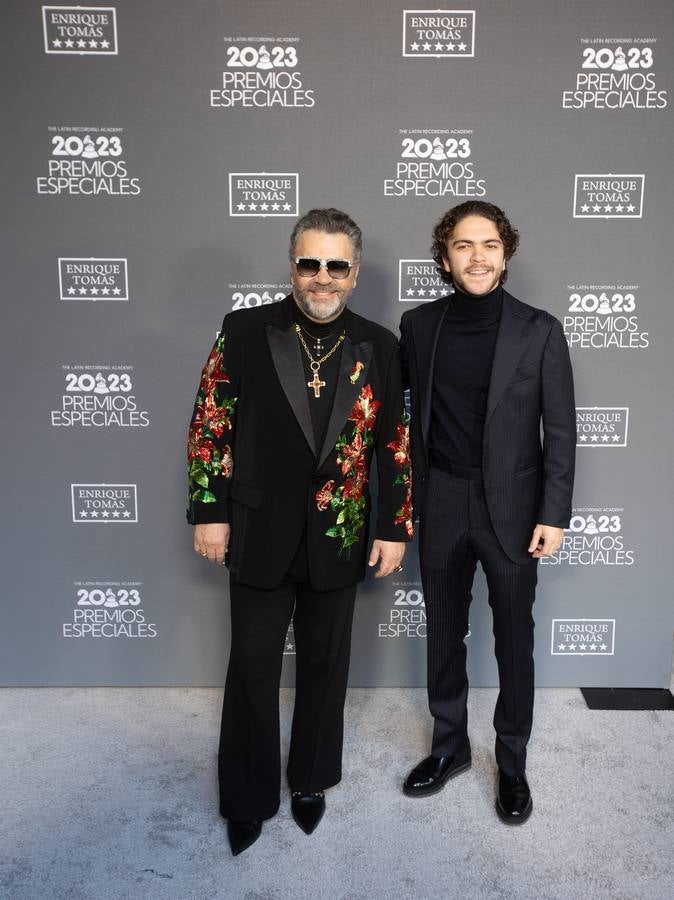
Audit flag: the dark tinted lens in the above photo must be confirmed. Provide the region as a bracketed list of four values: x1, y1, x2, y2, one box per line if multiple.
[326, 259, 351, 279]
[296, 257, 321, 277]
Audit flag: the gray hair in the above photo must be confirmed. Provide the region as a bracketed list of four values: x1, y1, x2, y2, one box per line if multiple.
[289, 208, 362, 261]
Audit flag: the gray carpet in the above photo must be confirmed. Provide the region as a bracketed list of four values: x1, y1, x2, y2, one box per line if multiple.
[1, 684, 673, 900]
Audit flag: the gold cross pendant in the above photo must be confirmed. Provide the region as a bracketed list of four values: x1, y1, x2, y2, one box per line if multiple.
[308, 370, 326, 398]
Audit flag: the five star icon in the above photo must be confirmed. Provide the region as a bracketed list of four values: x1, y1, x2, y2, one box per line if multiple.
[409, 39, 469, 54]
[79, 508, 132, 520]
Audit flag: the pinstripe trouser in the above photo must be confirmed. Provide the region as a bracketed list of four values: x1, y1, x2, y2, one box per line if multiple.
[420, 465, 538, 776]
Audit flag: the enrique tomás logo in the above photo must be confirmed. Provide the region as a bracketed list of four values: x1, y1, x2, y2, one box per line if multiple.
[42, 5, 118, 55]
[71, 484, 138, 523]
[573, 175, 644, 218]
[229, 173, 298, 216]
[399, 260, 446, 302]
[551, 619, 615, 655]
[59, 258, 128, 301]
[576, 407, 628, 446]
[403, 10, 475, 57]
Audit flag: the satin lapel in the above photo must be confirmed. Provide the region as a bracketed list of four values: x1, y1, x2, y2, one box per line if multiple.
[485, 296, 536, 423]
[266, 322, 317, 456]
[317, 337, 373, 470]
[413, 298, 451, 446]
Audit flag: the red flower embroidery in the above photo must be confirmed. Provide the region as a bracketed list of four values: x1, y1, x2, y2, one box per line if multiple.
[343, 470, 365, 501]
[315, 480, 335, 511]
[388, 411, 413, 538]
[339, 432, 363, 475]
[201, 345, 230, 390]
[348, 384, 382, 432]
[188, 333, 237, 505]
[386, 422, 410, 468]
[394, 497, 414, 538]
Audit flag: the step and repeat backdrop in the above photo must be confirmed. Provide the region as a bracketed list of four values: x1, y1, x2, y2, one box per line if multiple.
[1, 0, 673, 686]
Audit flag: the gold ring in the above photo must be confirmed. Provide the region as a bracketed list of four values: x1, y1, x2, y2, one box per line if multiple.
[200, 551, 207, 557]
[394, 564, 403, 573]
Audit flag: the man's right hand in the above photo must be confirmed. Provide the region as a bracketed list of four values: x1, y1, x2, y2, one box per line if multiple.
[194, 523, 230, 565]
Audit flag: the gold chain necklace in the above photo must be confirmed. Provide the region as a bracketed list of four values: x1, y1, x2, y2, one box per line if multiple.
[295, 323, 345, 398]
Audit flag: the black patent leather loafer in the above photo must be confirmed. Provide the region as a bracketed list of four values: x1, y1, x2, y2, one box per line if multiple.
[403, 745, 472, 797]
[495, 771, 533, 825]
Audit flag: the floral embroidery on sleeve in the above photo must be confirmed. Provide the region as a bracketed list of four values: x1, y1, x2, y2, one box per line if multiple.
[316, 384, 382, 554]
[387, 410, 413, 537]
[188, 334, 237, 504]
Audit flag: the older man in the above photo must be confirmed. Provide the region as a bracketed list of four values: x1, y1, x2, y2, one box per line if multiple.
[187, 208, 412, 854]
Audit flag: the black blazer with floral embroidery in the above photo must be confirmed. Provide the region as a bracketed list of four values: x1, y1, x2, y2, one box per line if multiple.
[187, 295, 412, 590]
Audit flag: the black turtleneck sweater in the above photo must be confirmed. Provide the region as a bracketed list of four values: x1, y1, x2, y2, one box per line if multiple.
[429, 284, 503, 469]
[292, 300, 346, 454]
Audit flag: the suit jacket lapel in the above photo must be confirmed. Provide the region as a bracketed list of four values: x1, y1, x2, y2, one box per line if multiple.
[266, 298, 317, 456]
[485, 292, 536, 423]
[317, 333, 373, 470]
[413, 297, 451, 448]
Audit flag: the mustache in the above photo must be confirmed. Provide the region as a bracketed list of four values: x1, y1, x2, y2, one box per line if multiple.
[307, 283, 342, 292]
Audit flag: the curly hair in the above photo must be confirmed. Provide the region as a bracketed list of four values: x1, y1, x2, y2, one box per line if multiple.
[431, 201, 519, 285]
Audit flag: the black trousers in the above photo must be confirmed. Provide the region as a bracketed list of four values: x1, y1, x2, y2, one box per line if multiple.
[420, 465, 538, 776]
[218, 543, 357, 821]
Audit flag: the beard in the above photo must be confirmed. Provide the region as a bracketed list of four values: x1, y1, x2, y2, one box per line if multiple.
[293, 284, 349, 321]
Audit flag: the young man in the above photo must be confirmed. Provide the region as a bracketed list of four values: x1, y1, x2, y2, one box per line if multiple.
[400, 201, 575, 824]
[187, 208, 412, 854]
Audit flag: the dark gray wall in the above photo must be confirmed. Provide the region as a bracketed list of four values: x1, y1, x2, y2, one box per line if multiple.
[1, 0, 672, 686]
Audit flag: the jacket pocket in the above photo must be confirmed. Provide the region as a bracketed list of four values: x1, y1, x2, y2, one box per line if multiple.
[229, 480, 264, 510]
[515, 464, 540, 478]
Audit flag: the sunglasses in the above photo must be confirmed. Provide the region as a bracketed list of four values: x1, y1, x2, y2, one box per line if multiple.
[294, 257, 354, 279]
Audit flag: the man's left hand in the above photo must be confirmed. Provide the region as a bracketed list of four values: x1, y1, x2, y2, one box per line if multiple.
[528, 524, 564, 558]
[368, 540, 406, 578]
